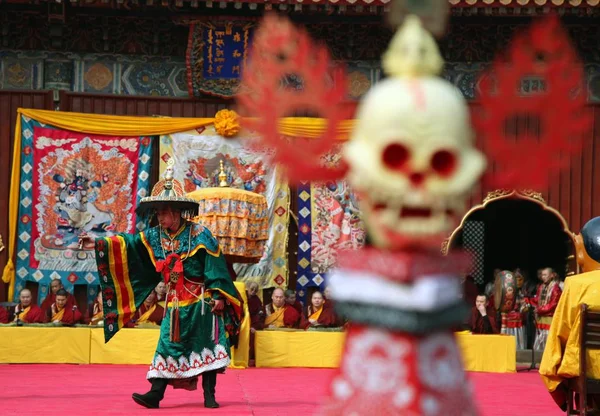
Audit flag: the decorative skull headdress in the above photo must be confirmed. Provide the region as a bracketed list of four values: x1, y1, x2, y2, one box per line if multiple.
[237, 7, 592, 416]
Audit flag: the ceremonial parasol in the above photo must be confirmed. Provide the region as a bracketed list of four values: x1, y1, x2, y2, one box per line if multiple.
[186, 161, 269, 264]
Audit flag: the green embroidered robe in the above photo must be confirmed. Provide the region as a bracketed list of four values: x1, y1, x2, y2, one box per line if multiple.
[95, 221, 243, 383]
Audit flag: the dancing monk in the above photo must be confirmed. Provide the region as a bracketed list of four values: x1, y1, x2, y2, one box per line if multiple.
[84, 162, 243, 409]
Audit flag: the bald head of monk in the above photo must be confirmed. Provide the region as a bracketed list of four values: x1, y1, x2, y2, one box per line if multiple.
[272, 288, 285, 308]
[50, 279, 64, 295]
[19, 289, 33, 308]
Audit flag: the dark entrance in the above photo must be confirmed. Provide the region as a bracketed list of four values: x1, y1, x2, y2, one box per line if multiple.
[447, 193, 576, 289]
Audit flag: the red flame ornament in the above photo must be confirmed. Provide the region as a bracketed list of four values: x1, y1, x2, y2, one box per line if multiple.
[476, 14, 592, 190]
[236, 13, 351, 183]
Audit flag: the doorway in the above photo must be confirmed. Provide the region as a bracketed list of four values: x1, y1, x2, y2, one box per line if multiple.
[443, 190, 577, 289]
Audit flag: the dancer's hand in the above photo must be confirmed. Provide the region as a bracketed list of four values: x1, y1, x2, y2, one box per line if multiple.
[211, 299, 224, 314]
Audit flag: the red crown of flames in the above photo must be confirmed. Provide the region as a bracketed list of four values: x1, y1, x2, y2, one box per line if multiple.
[476, 14, 592, 190]
[237, 13, 592, 191]
[237, 13, 352, 183]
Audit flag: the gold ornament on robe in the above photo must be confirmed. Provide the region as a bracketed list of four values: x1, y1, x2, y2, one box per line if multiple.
[0, 234, 4, 252]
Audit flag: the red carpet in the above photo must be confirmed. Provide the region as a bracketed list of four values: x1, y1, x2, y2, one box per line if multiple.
[0, 365, 561, 415]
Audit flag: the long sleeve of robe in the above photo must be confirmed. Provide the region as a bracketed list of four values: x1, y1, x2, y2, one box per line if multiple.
[95, 221, 243, 383]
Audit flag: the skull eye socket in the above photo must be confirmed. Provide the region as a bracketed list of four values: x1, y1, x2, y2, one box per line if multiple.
[431, 150, 457, 177]
[382, 143, 410, 170]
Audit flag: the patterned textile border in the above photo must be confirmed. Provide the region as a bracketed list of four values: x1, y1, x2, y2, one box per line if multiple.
[14, 116, 153, 303]
[159, 126, 290, 289]
[0, 50, 187, 96]
[5, 48, 600, 101]
[296, 180, 366, 304]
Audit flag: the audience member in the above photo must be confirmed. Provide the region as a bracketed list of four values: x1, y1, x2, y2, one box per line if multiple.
[515, 268, 536, 348]
[532, 267, 562, 351]
[155, 281, 167, 307]
[41, 279, 74, 313]
[51, 289, 83, 325]
[264, 288, 300, 329]
[246, 281, 264, 364]
[132, 291, 164, 326]
[284, 289, 303, 314]
[301, 291, 339, 329]
[88, 292, 104, 326]
[14, 289, 46, 323]
[469, 294, 498, 334]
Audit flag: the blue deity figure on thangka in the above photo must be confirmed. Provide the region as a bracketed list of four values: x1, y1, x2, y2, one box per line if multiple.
[25, 127, 152, 274]
[51, 158, 115, 237]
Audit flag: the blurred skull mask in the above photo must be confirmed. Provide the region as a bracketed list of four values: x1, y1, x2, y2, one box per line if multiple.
[344, 16, 486, 250]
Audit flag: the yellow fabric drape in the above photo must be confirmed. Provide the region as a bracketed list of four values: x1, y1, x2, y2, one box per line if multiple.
[229, 281, 250, 369]
[51, 308, 65, 323]
[539, 271, 600, 393]
[1, 108, 355, 299]
[15, 108, 215, 136]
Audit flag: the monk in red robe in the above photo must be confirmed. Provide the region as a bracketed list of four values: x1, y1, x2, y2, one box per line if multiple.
[50, 289, 83, 325]
[0, 306, 8, 324]
[285, 289, 303, 314]
[88, 292, 104, 326]
[41, 279, 75, 315]
[14, 289, 46, 323]
[246, 282, 264, 363]
[264, 288, 300, 328]
[132, 291, 164, 326]
[301, 291, 340, 329]
[469, 294, 498, 334]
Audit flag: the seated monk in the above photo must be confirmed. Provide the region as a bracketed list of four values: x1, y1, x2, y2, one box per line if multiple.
[14, 289, 46, 323]
[88, 292, 104, 326]
[51, 289, 83, 325]
[469, 294, 498, 334]
[285, 289, 303, 314]
[322, 285, 344, 326]
[540, 217, 600, 412]
[264, 288, 300, 329]
[132, 291, 164, 326]
[301, 291, 339, 330]
[246, 281, 264, 363]
[0, 306, 8, 324]
[155, 281, 167, 308]
[41, 279, 74, 315]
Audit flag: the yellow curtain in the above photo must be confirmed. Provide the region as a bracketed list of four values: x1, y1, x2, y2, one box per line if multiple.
[2, 108, 355, 300]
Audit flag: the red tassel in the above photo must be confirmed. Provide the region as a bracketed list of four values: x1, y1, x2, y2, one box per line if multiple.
[155, 260, 166, 273]
[172, 258, 184, 273]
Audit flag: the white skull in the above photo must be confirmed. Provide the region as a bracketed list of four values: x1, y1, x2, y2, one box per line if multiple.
[344, 76, 486, 249]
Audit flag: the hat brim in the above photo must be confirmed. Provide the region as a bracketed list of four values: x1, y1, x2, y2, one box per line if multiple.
[135, 197, 199, 218]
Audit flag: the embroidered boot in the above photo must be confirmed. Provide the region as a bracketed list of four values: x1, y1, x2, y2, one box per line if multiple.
[202, 371, 219, 408]
[132, 378, 168, 409]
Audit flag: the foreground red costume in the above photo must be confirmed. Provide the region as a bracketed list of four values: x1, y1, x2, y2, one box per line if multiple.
[237, 8, 589, 416]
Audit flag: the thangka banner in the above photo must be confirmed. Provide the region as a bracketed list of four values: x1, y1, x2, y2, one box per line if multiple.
[160, 126, 290, 289]
[14, 116, 152, 300]
[296, 153, 366, 302]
